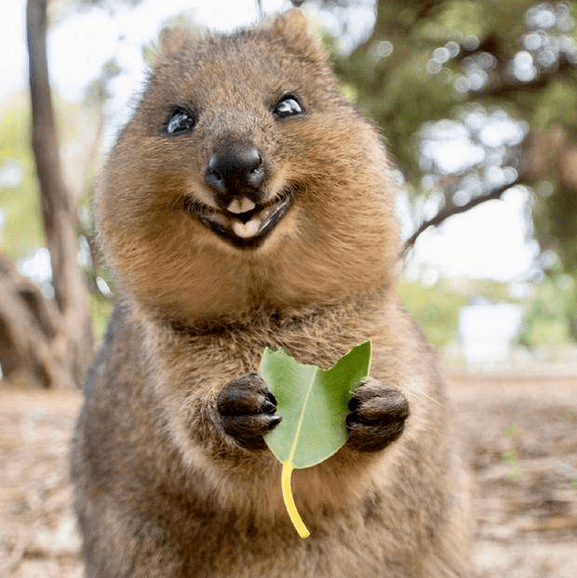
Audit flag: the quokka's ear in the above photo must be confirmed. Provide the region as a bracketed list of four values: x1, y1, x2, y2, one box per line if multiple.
[269, 8, 309, 38]
[157, 26, 199, 57]
[263, 8, 327, 62]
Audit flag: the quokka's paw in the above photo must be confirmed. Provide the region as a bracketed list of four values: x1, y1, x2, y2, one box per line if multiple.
[217, 373, 281, 450]
[346, 378, 410, 453]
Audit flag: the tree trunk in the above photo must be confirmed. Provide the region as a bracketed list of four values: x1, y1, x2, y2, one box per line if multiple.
[19, 0, 94, 388]
[524, 129, 577, 190]
[0, 254, 73, 388]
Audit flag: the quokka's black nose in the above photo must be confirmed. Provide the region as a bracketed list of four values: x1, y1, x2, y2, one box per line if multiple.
[205, 147, 266, 203]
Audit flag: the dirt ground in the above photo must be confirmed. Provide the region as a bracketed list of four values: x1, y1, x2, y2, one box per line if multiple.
[1, 373, 576, 577]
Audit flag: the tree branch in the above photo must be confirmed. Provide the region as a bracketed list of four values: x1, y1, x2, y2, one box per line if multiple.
[468, 56, 577, 101]
[403, 179, 519, 253]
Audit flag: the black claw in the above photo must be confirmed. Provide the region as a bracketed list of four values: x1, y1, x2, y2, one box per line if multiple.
[348, 396, 360, 412]
[262, 398, 277, 415]
[267, 415, 282, 430]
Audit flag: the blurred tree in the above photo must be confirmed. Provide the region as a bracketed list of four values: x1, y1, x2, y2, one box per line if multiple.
[0, 0, 93, 388]
[325, 0, 577, 278]
[518, 270, 577, 345]
[0, 97, 44, 258]
[399, 279, 469, 347]
[3, 0, 577, 388]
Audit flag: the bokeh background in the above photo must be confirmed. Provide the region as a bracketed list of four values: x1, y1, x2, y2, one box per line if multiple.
[3, 0, 577, 375]
[1, 1, 576, 577]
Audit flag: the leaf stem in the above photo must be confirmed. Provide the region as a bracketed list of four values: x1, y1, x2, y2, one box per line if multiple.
[281, 461, 310, 539]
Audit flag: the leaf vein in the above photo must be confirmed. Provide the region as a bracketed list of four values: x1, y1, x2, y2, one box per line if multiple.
[288, 366, 318, 464]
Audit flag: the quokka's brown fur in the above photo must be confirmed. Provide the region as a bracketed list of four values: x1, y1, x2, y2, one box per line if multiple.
[72, 9, 472, 577]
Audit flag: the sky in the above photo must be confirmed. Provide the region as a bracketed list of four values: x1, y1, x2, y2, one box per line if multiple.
[1, 0, 290, 103]
[0, 0, 539, 283]
[405, 187, 538, 283]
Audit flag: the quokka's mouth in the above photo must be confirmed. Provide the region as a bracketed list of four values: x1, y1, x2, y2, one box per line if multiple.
[184, 191, 293, 249]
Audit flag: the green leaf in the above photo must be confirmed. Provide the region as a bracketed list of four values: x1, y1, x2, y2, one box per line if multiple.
[259, 340, 372, 469]
[258, 341, 372, 538]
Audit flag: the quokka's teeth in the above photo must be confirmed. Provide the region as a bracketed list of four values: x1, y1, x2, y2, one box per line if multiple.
[227, 197, 256, 215]
[232, 218, 262, 239]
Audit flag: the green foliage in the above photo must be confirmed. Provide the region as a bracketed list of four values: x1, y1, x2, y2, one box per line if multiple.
[90, 294, 114, 341]
[333, 0, 566, 181]
[401, 273, 577, 348]
[518, 273, 577, 346]
[0, 94, 93, 260]
[542, 184, 577, 277]
[329, 0, 577, 283]
[501, 449, 522, 481]
[399, 279, 468, 347]
[534, 79, 577, 131]
[418, 1, 484, 41]
[0, 94, 44, 259]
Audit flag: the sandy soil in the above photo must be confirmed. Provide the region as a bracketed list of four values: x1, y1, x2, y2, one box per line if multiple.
[1, 373, 576, 577]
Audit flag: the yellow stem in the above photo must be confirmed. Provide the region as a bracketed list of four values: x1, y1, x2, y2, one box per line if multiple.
[281, 461, 310, 539]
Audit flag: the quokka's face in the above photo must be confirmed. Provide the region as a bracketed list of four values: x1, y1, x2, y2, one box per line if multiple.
[100, 11, 374, 251]
[97, 11, 398, 320]
[151, 86, 307, 251]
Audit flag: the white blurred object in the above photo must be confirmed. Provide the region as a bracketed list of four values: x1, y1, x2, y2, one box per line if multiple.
[460, 303, 525, 365]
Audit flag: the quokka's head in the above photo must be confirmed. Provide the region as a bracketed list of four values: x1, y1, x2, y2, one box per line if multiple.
[97, 9, 400, 321]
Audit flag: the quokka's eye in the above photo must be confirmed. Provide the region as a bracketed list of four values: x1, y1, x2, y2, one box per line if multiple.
[164, 106, 197, 135]
[272, 94, 304, 119]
